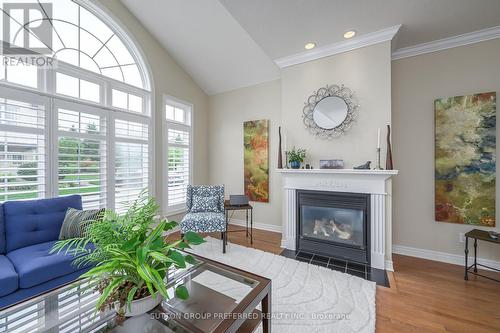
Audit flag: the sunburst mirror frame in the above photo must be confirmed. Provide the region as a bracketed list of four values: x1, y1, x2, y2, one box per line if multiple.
[302, 84, 359, 139]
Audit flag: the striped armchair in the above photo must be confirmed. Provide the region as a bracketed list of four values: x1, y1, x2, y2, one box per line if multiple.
[180, 185, 227, 253]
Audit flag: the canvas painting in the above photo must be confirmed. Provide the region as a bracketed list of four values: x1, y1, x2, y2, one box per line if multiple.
[435, 92, 496, 226]
[244, 120, 269, 203]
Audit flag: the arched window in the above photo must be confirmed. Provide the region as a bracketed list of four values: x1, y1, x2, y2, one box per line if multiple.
[0, 0, 152, 212]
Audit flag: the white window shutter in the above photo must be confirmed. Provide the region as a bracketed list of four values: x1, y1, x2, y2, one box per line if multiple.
[56, 103, 107, 210]
[0, 92, 46, 202]
[164, 98, 192, 213]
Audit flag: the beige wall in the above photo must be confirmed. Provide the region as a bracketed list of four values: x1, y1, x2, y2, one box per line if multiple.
[392, 39, 500, 261]
[208, 80, 282, 226]
[97, 0, 209, 215]
[281, 42, 392, 169]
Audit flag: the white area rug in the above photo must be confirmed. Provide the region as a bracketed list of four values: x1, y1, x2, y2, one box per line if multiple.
[188, 237, 376, 333]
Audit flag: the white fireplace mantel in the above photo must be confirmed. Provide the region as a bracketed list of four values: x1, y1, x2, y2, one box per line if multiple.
[277, 168, 398, 271]
[277, 169, 398, 175]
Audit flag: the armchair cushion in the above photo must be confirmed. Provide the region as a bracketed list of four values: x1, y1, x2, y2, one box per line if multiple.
[180, 212, 225, 233]
[191, 195, 219, 213]
[187, 185, 224, 212]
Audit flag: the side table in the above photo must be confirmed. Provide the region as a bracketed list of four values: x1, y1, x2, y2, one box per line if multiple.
[464, 229, 500, 283]
[224, 200, 253, 244]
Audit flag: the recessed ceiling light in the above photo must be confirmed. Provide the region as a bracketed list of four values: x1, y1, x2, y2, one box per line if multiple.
[304, 42, 316, 50]
[343, 30, 356, 39]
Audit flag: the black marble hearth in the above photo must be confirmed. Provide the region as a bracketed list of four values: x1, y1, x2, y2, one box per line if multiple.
[280, 248, 389, 287]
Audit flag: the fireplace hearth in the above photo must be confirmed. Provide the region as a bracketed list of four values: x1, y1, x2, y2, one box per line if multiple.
[297, 190, 370, 265]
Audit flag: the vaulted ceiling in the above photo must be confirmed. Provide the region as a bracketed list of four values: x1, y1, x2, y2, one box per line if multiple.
[121, 0, 500, 95]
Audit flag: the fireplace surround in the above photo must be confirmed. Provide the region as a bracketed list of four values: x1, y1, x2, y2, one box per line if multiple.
[278, 168, 398, 270]
[297, 190, 370, 264]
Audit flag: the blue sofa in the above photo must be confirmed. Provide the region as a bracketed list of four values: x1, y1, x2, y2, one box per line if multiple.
[0, 195, 91, 309]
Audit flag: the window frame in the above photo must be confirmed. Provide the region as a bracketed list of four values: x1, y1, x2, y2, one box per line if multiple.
[163, 95, 193, 215]
[0, 86, 50, 201]
[54, 68, 105, 105]
[0, 0, 154, 209]
[52, 99, 109, 209]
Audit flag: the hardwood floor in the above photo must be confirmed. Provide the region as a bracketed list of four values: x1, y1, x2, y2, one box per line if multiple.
[171, 225, 500, 332]
[377, 255, 500, 333]
[168, 224, 284, 255]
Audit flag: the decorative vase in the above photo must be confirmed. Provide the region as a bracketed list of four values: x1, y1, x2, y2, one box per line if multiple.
[290, 161, 301, 169]
[117, 293, 163, 317]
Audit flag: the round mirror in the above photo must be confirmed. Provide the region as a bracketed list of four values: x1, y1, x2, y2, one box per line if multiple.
[312, 96, 348, 130]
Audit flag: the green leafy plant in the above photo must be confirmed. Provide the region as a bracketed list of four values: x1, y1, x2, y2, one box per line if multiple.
[51, 191, 204, 315]
[288, 147, 306, 163]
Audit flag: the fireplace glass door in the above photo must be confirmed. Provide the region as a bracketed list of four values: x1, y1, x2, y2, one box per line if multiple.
[301, 205, 365, 248]
[296, 190, 370, 263]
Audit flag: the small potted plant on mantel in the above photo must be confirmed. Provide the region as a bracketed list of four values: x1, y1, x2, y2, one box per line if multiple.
[52, 191, 204, 318]
[288, 147, 306, 169]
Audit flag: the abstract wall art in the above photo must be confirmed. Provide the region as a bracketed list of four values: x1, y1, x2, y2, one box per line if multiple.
[435, 92, 496, 226]
[244, 119, 269, 202]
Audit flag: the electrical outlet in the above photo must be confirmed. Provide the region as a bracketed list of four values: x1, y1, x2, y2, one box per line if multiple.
[459, 232, 465, 243]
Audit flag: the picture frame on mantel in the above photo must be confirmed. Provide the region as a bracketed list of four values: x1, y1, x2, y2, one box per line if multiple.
[320, 159, 344, 169]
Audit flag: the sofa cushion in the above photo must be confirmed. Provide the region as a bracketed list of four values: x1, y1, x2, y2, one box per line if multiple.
[7, 241, 88, 289]
[0, 255, 18, 297]
[0, 204, 5, 254]
[4, 195, 82, 252]
[0, 268, 90, 309]
[59, 208, 104, 240]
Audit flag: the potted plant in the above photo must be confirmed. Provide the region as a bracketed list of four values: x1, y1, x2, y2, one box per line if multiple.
[52, 191, 204, 318]
[288, 147, 306, 169]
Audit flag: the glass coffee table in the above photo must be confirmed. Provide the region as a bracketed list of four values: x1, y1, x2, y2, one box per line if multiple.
[0, 254, 271, 333]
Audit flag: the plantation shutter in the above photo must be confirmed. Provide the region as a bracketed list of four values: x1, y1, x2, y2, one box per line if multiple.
[56, 101, 107, 209]
[114, 118, 149, 213]
[166, 124, 191, 209]
[0, 88, 46, 201]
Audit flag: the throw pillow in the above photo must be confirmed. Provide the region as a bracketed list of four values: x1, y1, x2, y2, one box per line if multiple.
[59, 208, 105, 240]
[191, 195, 219, 213]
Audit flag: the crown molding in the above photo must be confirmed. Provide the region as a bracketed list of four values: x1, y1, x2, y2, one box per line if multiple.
[392, 25, 500, 60]
[274, 25, 402, 69]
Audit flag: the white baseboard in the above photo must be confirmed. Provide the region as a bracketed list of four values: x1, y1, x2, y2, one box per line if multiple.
[228, 218, 283, 233]
[393, 244, 500, 271]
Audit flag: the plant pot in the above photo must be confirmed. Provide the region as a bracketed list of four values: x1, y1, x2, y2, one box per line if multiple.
[116, 293, 163, 317]
[290, 161, 301, 169]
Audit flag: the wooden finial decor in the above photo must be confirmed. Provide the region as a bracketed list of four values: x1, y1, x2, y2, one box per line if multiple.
[278, 126, 283, 169]
[386, 124, 394, 170]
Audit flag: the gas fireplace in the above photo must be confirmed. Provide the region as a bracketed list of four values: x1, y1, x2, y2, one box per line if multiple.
[297, 190, 370, 265]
